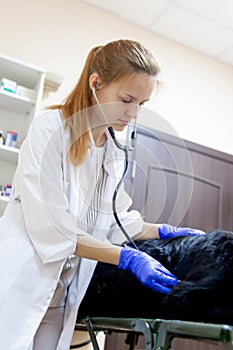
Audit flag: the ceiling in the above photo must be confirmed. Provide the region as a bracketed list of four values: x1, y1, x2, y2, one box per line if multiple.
[80, 0, 233, 67]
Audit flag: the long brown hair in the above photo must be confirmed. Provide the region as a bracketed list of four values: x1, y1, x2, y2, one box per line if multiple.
[49, 39, 161, 165]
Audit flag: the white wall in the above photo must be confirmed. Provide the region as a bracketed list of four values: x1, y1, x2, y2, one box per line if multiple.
[1, 0, 233, 155]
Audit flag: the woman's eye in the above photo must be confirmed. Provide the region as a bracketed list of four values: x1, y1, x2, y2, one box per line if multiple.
[122, 99, 132, 103]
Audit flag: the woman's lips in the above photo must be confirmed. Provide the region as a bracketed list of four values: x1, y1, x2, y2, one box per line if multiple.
[118, 119, 129, 126]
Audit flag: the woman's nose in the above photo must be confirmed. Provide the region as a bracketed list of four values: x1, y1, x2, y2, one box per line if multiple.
[125, 103, 139, 120]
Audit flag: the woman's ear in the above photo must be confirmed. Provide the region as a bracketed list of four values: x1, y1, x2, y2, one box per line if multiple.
[89, 73, 102, 91]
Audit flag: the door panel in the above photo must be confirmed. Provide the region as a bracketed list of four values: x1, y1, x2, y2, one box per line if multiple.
[126, 124, 233, 231]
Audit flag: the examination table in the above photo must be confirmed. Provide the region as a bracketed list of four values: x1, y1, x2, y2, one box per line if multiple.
[74, 317, 233, 350]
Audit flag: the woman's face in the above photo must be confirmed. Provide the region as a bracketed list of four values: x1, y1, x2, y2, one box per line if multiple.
[92, 73, 156, 131]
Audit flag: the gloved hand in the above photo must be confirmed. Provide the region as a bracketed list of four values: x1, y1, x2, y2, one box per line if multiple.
[158, 223, 205, 240]
[118, 246, 178, 294]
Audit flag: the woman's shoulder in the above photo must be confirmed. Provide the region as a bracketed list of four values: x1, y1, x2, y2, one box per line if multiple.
[34, 109, 63, 128]
[27, 108, 66, 144]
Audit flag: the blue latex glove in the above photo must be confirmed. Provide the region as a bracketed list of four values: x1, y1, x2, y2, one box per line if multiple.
[158, 223, 205, 240]
[118, 246, 178, 294]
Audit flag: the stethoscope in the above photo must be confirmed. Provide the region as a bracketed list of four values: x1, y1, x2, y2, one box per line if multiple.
[92, 86, 138, 249]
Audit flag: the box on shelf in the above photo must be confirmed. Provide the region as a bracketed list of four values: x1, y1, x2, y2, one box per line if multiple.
[4, 130, 18, 147]
[5, 183, 12, 197]
[0, 78, 17, 93]
[16, 85, 36, 102]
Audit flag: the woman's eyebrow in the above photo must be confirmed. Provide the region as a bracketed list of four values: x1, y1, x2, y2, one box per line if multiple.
[119, 92, 134, 100]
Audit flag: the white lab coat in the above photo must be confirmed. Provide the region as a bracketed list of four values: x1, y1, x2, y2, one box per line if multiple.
[0, 110, 143, 350]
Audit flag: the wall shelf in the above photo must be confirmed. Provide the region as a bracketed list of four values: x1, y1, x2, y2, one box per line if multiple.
[0, 144, 19, 164]
[0, 195, 9, 202]
[0, 53, 46, 216]
[0, 90, 35, 114]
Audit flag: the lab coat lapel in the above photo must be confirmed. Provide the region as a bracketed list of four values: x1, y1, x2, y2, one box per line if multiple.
[89, 131, 125, 238]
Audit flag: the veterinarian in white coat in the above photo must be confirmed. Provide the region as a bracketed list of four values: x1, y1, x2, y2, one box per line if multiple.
[0, 39, 204, 350]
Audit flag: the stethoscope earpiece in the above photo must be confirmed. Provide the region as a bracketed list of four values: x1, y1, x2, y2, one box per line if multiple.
[93, 84, 100, 92]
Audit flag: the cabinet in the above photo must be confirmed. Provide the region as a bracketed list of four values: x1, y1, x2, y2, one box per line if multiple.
[0, 53, 46, 215]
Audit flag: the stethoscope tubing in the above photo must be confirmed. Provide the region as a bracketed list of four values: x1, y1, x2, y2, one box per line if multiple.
[92, 87, 138, 249]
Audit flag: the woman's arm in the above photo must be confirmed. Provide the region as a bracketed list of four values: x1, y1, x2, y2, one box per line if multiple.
[75, 234, 122, 265]
[75, 232, 178, 294]
[131, 222, 160, 241]
[132, 222, 206, 242]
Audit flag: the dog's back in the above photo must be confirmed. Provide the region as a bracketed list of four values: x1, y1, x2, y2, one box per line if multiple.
[78, 230, 233, 325]
[160, 230, 233, 324]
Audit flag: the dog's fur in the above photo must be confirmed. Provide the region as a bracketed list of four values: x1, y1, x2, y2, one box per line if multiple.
[78, 230, 233, 325]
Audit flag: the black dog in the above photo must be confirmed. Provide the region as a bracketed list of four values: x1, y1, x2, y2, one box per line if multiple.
[78, 230, 233, 325]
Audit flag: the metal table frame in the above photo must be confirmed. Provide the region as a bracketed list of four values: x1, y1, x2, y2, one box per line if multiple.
[75, 317, 233, 350]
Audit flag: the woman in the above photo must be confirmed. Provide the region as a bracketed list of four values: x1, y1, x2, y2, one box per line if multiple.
[0, 39, 204, 350]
